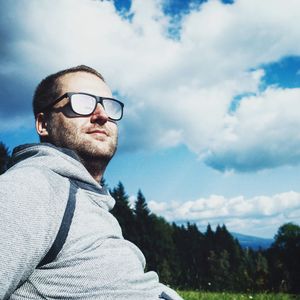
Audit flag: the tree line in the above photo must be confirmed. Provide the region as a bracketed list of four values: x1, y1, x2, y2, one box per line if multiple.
[109, 182, 300, 293]
[1, 142, 300, 293]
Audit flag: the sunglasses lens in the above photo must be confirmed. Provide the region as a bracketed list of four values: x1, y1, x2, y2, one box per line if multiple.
[103, 99, 123, 121]
[71, 94, 96, 115]
[69, 93, 123, 120]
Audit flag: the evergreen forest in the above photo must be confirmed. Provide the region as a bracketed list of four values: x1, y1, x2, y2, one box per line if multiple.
[1, 142, 300, 294]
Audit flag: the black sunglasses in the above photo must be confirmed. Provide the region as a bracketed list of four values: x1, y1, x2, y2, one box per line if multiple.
[43, 92, 124, 121]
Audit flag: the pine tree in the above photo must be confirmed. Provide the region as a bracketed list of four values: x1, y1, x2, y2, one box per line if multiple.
[110, 182, 137, 242]
[172, 222, 205, 289]
[203, 223, 215, 288]
[148, 215, 176, 285]
[253, 251, 269, 291]
[134, 190, 152, 265]
[208, 249, 230, 291]
[205, 223, 215, 249]
[135, 189, 150, 219]
[268, 222, 300, 293]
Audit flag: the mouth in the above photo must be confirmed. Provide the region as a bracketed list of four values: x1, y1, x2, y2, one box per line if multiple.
[87, 129, 109, 137]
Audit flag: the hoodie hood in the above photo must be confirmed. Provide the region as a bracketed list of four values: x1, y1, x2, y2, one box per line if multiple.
[10, 143, 111, 197]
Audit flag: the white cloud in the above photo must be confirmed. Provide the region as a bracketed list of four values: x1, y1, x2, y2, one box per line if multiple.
[148, 190, 300, 238]
[1, 0, 300, 171]
[205, 87, 300, 171]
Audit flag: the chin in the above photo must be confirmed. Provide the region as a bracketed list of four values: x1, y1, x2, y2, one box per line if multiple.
[82, 144, 116, 160]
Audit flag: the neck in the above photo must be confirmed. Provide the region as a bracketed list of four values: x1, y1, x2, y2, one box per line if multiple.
[81, 158, 107, 183]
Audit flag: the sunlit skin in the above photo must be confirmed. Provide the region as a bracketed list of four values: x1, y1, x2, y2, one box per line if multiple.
[36, 72, 118, 182]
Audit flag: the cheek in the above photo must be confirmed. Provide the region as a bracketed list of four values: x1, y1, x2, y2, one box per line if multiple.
[62, 115, 87, 131]
[109, 123, 118, 137]
[50, 115, 80, 136]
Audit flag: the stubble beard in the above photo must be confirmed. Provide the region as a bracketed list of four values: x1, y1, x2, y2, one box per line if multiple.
[49, 120, 117, 176]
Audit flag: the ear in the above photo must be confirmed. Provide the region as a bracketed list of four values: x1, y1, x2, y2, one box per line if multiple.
[35, 112, 49, 138]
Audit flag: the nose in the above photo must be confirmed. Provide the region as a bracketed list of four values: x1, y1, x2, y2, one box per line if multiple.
[90, 103, 109, 124]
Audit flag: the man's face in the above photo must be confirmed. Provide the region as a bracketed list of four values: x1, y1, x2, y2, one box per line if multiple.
[46, 71, 118, 163]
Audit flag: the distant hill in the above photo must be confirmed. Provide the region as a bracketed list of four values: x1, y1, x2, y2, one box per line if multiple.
[231, 232, 273, 250]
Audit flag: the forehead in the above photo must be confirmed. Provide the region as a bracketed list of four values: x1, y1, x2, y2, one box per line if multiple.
[57, 71, 112, 97]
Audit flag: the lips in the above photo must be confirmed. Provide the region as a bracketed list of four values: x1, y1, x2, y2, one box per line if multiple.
[87, 128, 109, 137]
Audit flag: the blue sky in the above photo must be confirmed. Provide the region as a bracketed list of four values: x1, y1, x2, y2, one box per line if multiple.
[1, 0, 300, 238]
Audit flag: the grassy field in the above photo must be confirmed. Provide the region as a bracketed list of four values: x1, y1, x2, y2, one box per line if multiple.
[177, 291, 300, 300]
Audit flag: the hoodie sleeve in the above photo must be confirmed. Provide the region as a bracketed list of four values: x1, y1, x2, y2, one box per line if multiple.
[0, 167, 68, 299]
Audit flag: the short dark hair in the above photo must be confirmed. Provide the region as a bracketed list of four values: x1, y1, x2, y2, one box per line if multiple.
[33, 65, 105, 117]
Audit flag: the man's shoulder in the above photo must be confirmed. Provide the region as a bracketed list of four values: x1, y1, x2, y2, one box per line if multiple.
[0, 164, 69, 211]
[1, 164, 56, 188]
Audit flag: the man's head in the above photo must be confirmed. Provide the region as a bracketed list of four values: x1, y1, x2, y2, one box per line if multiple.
[33, 65, 105, 117]
[33, 65, 122, 173]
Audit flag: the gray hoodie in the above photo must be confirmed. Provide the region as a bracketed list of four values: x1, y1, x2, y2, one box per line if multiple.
[0, 143, 183, 300]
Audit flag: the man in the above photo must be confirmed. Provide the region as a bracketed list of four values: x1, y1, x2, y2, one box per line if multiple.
[0, 65, 183, 300]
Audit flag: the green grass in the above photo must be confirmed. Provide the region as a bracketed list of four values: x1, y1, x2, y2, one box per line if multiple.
[177, 291, 300, 300]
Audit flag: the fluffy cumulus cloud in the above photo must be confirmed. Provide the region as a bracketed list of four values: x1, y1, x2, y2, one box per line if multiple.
[1, 0, 300, 171]
[148, 191, 300, 238]
[205, 87, 300, 171]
